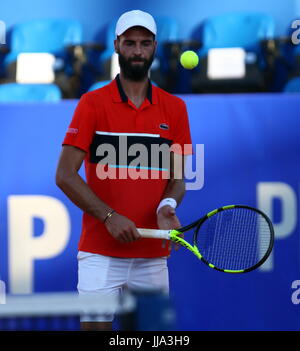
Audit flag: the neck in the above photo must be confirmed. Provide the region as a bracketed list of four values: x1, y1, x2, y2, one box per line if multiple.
[119, 73, 149, 108]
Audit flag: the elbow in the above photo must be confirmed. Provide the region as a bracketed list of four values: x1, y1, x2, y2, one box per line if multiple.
[55, 167, 68, 190]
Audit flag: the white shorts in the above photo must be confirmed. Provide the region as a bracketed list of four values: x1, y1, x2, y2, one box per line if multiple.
[77, 251, 169, 322]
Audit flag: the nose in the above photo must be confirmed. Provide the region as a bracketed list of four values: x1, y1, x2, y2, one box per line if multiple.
[133, 43, 142, 56]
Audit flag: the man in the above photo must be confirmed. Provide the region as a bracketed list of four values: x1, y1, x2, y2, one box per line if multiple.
[56, 10, 192, 331]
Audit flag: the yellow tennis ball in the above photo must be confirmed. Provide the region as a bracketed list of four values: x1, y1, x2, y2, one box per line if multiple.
[180, 50, 199, 69]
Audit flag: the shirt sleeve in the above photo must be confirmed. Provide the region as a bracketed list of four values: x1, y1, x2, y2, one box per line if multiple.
[62, 94, 97, 152]
[171, 99, 193, 155]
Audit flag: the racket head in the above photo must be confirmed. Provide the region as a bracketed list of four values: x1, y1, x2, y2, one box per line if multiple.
[192, 205, 275, 273]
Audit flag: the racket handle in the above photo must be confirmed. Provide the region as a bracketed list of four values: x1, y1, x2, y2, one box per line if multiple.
[138, 228, 171, 240]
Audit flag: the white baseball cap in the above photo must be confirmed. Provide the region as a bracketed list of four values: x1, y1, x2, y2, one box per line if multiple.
[115, 10, 157, 37]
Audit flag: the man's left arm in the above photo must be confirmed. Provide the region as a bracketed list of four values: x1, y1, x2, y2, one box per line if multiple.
[157, 152, 186, 230]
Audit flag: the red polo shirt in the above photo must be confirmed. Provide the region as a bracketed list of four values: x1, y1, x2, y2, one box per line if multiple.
[62, 75, 192, 258]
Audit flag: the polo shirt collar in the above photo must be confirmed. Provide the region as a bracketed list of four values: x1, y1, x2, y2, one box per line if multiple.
[112, 74, 157, 105]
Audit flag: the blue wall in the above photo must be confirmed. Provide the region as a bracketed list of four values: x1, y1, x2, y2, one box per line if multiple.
[1, 93, 300, 330]
[0, 0, 298, 41]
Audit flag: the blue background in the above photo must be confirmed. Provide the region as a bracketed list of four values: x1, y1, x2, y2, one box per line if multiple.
[1, 0, 299, 41]
[0, 93, 300, 330]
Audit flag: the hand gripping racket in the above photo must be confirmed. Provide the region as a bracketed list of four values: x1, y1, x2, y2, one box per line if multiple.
[138, 205, 274, 273]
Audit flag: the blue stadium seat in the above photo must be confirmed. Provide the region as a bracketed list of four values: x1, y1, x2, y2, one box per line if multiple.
[2, 19, 83, 98]
[195, 12, 275, 57]
[4, 18, 82, 66]
[190, 12, 275, 93]
[0, 83, 62, 102]
[283, 77, 300, 92]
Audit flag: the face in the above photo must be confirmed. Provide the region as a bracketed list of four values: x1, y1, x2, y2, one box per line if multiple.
[114, 26, 157, 81]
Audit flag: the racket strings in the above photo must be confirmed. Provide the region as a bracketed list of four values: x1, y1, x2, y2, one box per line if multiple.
[195, 208, 272, 271]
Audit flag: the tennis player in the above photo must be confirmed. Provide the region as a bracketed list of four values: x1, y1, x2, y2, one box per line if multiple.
[56, 9, 192, 331]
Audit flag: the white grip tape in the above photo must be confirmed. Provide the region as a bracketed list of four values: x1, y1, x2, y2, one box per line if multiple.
[138, 228, 171, 240]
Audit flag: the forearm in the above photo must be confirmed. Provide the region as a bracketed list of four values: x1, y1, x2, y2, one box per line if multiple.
[56, 171, 111, 222]
[55, 145, 139, 242]
[160, 153, 187, 206]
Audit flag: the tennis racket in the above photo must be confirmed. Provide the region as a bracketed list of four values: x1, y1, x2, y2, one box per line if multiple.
[138, 205, 274, 273]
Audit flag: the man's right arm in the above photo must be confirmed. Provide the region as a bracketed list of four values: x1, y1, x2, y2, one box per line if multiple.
[55, 145, 140, 243]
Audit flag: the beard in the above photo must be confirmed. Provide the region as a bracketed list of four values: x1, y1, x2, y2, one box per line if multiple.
[118, 51, 155, 81]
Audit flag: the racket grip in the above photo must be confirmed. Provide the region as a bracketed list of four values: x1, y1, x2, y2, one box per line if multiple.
[138, 228, 171, 240]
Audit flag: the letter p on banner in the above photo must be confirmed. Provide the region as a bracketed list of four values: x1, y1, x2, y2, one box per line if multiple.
[8, 195, 71, 294]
